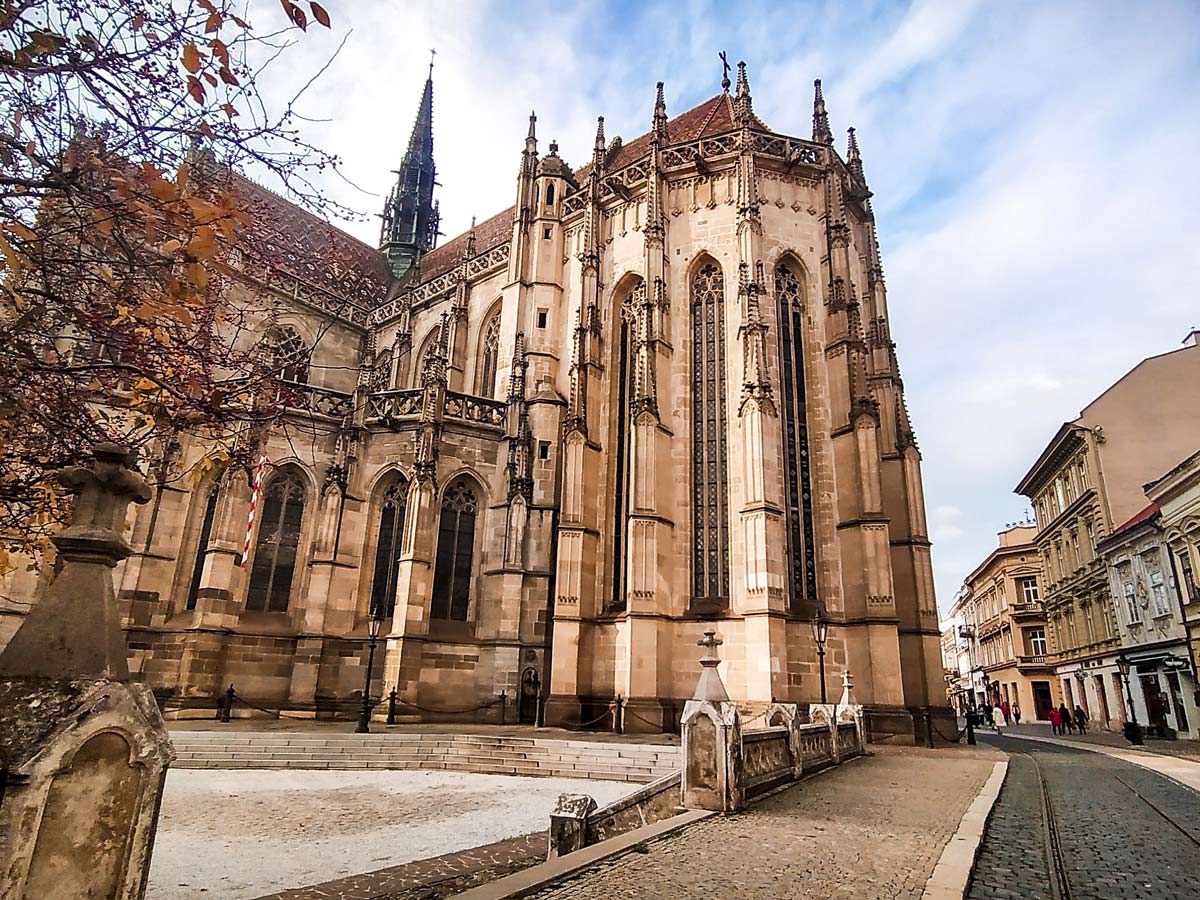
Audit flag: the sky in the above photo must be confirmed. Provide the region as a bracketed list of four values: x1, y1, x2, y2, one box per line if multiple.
[253, 0, 1200, 615]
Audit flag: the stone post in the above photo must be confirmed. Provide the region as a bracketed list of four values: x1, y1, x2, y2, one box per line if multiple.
[547, 793, 597, 859]
[0, 444, 174, 900]
[836, 669, 866, 753]
[680, 630, 743, 812]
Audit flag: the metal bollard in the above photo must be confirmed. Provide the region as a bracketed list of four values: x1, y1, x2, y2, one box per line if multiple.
[500, 690, 507, 725]
[923, 709, 935, 748]
[615, 694, 624, 734]
[386, 688, 398, 726]
[221, 684, 235, 723]
[966, 711, 976, 746]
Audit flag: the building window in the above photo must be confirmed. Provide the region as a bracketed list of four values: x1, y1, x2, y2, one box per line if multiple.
[1178, 549, 1197, 603]
[370, 480, 408, 618]
[1123, 580, 1139, 624]
[545, 183, 555, 205]
[246, 473, 306, 613]
[1055, 480, 1066, 511]
[536, 309, 548, 329]
[1149, 569, 1169, 616]
[538, 441, 550, 460]
[479, 315, 500, 399]
[1019, 577, 1040, 603]
[431, 479, 478, 622]
[265, 325, 310, 384]
[610, 287, 638, 611]
[185, 486, 220, 611]
[690, 261, 729, 609]
[1028, 628, 1047, 656]
[775, 260, 818, 614]
[543, 226, 552, 240]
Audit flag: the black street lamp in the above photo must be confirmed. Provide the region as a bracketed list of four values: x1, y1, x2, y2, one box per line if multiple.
[811, 609, 829, 704]
[1116, 655, 1144, 745]
[356, 604, 386, 734]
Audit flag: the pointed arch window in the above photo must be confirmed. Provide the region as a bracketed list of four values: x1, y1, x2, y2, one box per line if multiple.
[369, 348, 393, 393]
[776, 261, 818, 612]
[691, 262, 729, 610]
[479, 315, 501, 398]
[246, 472, 305, 613]
[610, 285, 639, 611]
[265, 326, 310, 384]
[370, 479, 408, 617]
[185, 485, 221, 611]
[418, 326, 442, 383]
[431, 479, 478, 622]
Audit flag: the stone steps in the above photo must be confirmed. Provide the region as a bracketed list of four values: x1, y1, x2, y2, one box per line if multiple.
[168, 732, 681, 783]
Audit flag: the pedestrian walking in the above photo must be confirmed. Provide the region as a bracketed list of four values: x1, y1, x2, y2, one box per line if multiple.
[1074, 705, 1088, 735]
[1059, 703, 1074, 735]
[1050, 706, 1061, 735]
[993, 703, 1006, 733]
[1013, 703, 1022, 725]
[1001, 699, 1011, 724]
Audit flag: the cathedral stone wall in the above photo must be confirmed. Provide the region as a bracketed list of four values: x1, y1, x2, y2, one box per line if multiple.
[0, 69, 950, 740]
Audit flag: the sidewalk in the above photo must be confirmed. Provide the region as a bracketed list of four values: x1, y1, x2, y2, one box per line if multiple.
[998, 721, 1200, 762]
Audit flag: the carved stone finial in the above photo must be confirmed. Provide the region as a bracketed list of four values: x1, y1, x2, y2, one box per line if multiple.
[692, 630, 730, 702]
[0, 444, 152, 681]
[838, 669, 858, 708]
[653, 81, 668, 144]
[719, 50, 731, 93]
[812, 78, 833, 146]
[734, 60, 752, 120]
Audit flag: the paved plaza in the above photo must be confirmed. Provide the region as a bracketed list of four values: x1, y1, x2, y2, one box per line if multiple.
[146, 769, 632, 900]
[523, 744, 1002, 900]
[968, 736, 1200, 900]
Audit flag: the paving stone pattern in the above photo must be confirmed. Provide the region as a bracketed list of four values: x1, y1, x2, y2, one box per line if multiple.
[969, 737, 1200, 900]
[527, 745, 1000, 900]
[253, 833, 545, 900]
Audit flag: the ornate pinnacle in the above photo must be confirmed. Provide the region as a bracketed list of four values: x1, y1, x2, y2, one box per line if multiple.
[526, 110, 537, 148]
[734, 61, 752, 122]
[692, 629, 730, 702]
[653, 81, 668, 144]
[812, 78, 833, 146]
[592, 115, 607, 173]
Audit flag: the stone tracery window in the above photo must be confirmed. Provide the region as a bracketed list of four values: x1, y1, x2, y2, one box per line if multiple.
[370, 479, 408, 618]
[431, 479, 478, 622]
[609, 283, 640, 612]
[776, 261, 818, 613]
[185, 484, 220, 611]
[246, 472, 306, 613]
[265, 325, 310, 384]
[479, 315, 501, 398]
[369, 348, 393, 393]
[690, 261, 729, 609]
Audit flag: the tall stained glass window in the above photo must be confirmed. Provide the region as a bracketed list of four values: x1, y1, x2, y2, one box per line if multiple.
[246, 472, 306, 612]
[776, 261, 818, 612]
[431, 479, 477, 622]
[691, 262, 729, 610]
[370, 479, 408, 617]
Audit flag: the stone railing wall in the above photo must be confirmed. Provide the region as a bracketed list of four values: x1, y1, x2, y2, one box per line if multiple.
[741, 725, 794, 799]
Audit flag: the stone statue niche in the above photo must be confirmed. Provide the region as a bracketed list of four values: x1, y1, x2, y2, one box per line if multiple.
[0, 444, 174, 900]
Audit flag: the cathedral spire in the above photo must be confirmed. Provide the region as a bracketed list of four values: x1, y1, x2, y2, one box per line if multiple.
[812, 78, 833, 146]
[592, 116, 606, 172]
[381, 60, 440, 279]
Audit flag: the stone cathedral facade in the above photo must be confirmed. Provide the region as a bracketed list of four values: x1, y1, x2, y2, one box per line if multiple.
[6, 64, 948, 740]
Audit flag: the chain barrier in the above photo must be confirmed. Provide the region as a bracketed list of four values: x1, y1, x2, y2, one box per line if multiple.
[557, 704, 617, 731]
[623, 705, 669, 731]
[398, 696, 505, 716]
[215, 685, 507, 722]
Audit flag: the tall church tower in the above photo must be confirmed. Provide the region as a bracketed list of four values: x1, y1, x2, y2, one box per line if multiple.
[380, 59, 440, 279]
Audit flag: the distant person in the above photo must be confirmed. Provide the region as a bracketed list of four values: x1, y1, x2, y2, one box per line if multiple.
[1013, 703, 1022, 725]
[993, 703, 1006, 733]
[1059, 703, 1075, 735]
[1050, 707, 1062, 735]
[1074, 705, 1089, 735]
[1001, 699, 1011, 723]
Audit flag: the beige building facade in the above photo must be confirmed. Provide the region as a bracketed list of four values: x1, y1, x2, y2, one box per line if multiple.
[1017, 341, 1200, 731]
[949, 526, 1056, 721]
[3, 66, 947, 740]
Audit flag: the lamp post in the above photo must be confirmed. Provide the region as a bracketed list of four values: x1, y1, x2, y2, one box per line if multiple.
[1116, 655, 1144, 745]
[356, 604, 385, 734]
[811, 609, 829, 704]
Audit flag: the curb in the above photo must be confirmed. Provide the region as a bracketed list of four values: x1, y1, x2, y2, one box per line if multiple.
[922, 760, 1008, 900]
[451, 809, 715, 899]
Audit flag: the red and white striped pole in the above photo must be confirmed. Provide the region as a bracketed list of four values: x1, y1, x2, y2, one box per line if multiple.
[239, 454, 269, 568]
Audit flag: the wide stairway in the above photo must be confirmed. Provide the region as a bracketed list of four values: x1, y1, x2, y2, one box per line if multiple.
[170, 731, 681, 783]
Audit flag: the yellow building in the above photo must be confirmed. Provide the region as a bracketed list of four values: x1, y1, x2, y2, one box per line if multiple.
[1017, 340, 1200, 731]
[951, 526, 1056, 721]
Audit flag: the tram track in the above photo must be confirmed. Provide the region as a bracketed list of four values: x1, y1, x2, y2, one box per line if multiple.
[1026, 749, 1072, 900]
[1112, 772, 1200, 848]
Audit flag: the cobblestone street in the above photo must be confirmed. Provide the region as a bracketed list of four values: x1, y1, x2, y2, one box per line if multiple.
[525, 745, 1001, 900]
[968, 737, 1200, 900]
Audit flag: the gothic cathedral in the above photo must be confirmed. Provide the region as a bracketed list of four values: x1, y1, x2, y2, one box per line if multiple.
[73, 63, 948, 741]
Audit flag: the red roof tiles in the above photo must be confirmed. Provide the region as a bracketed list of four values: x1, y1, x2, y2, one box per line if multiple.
[1109, 502, 1161, 538]
[417, 206, 514, 283]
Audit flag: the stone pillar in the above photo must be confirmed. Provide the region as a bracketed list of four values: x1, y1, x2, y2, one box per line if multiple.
[680, 631, 743, 813]
[0, 444, 174, 900]
[547, 793, 597, 859]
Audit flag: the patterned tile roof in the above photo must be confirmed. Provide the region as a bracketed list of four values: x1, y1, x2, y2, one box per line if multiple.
[417, 206, 515, 283]
[231, 171, 393, 309]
